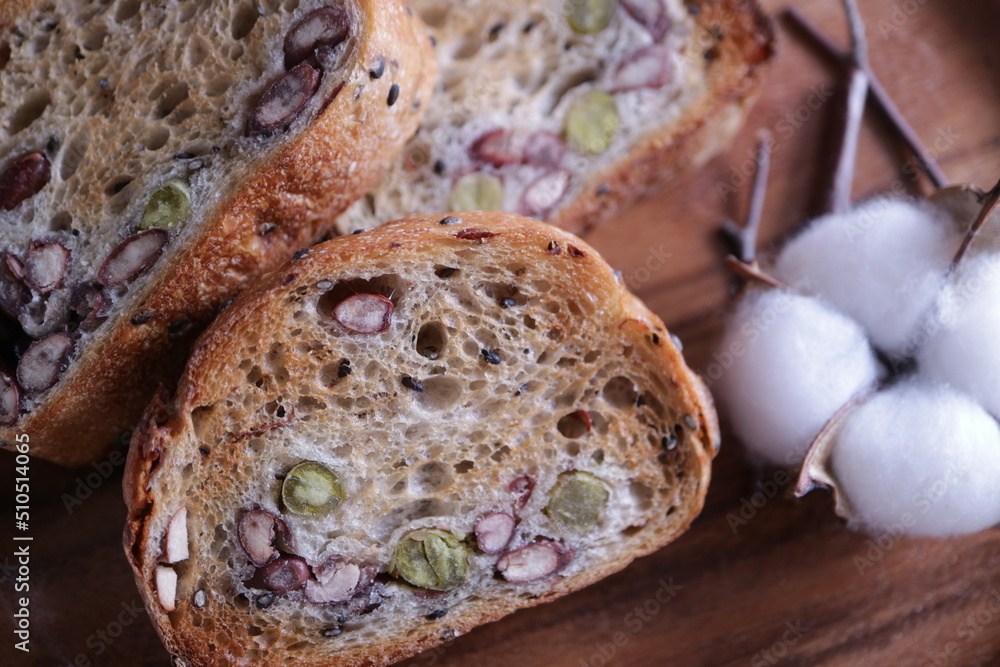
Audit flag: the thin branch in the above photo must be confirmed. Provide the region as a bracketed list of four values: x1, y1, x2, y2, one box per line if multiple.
[842, 0, 869, 70]
[827, 0, 869, 215]
[950, 178, 1000, 270]
[722, 131, 773, 264]
[783, 7, 948, 189]
[725, 256, 788, 290]
[744, 131, 772, 264]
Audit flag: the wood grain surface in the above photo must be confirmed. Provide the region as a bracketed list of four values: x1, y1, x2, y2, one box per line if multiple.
[3, 1, 1000, 665]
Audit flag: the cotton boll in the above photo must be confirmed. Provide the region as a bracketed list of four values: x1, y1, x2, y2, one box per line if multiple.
[773, 197, 962, 357]
[713, 288, 881, 467]
[919, 254, 1000, 418]
[831, 380, 1000, 538]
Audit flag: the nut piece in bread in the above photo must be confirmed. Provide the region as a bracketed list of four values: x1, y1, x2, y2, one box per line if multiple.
[337, 0, 774, 236]
[0, 0, 435, 465]
[123, 211, 719, 667]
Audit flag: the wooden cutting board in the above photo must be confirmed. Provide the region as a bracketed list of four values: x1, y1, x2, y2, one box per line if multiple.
[3, 0, 1000, 665]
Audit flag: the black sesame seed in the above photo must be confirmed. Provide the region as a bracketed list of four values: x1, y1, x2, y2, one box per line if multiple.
[489, 22, 505, 37]
[636, 395, 646, 407]
[523, 20, 536, 33]
[255, 594, 274, 609]
[45, 136, 59, 154]
[429, 35, 437, 47]
[426, 608, 448, 620]
[439, 215, 460, 225]
[387, 83, 400, 107]
[433, 160, 446, 175]
[173, 152, 195, 160]
[338, 360, 352, 378]
[481, 349, 501, 365]
[99, 78, 109, 88]
[130, 312, 153, 325]
[662, 433, 677, 450]
[499, 297, 516, 309]
[293, 248, 311, 260]
[402, 376, 424, 392]
[199, 447, 210, 456]
[597, 184, 610, 196]
[259, 222, 277, 235]
[369, 57, 386, 79]
[213, 146, 221, 153]
[322, 627, 343, 638]
[390, 242, 402, 248]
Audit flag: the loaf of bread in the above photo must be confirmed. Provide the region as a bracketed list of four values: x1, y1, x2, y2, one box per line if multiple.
[123, 211, 719, 666]
[336, 0, 773, 236]
[0, 0, 434, 465]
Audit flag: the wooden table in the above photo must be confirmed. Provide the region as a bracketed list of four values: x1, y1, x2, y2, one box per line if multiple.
[3, 0, 1000, 664]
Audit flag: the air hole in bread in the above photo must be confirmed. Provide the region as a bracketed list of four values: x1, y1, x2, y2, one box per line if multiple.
[418, 4, 448, 28]
[49, 211, 72, 233]
[80, 22, 108, 51]
[9, 90, 51, 135]
[231, 4, 260, 40]
[415, 376, 463, 411]
[205, 75, 235, 97]
[603, 376, 638, 409]
[557, 411, 590, 439]
[454, 460, 474, 474]
[104, 176, 132, 197]
[451, 31, 483, 61]
[545, 68, 598, 115]
[27, 34, 50, 56]
[59, 133, 88, 180]
[639, 391, 666, 419]
[491, 445, 511, 462]
[415, 321, 446, 360]
[114, 0, 141, 23]
[156, 82, 190, 119]
[415, 461, 453, 493]
[591, 448, 605, 464]
[478, 281, 523, 307]
[282, 0, 301, 11]
[0, 43, 10, 70]
[185, 35, 211, 68]
[434, 265, 459, 279]
[191, 405, 216, 441]
[389, 478, 407, 495]
[142, 126, 170, 151]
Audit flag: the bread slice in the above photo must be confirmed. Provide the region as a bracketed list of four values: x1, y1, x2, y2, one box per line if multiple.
[0, 0, 434, 465]
[336, 0, 773, 236]
[123, 211, 719, 667]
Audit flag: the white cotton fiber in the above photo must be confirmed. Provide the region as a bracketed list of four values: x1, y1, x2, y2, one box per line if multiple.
[713, 288, 881, 467]
[831, 380, 1000, 538]
[919, 253, 1000, 418]
[773, 197, 962, 357]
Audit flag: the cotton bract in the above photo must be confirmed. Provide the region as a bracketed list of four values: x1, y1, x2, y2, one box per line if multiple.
[773, 197, 961, 357]
[830, 380, 1000, 538]
[714, 288, 880, 466]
